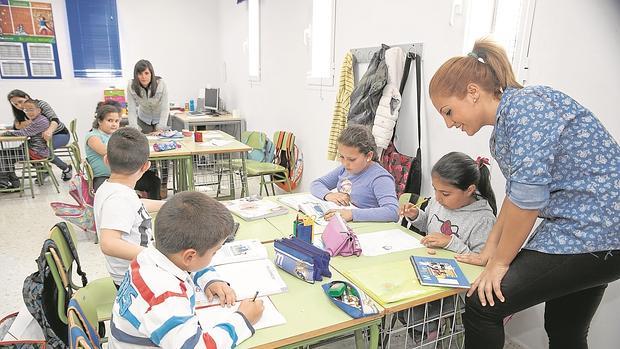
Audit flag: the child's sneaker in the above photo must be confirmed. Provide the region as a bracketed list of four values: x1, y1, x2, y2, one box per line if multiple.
[61, 164, 73, 181]
[0, 178, 11, 189]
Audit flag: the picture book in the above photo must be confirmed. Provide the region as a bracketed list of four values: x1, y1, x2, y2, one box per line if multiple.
[223, 197, 289, 221]
[410, 256, 470, 289]
[278, 194, 356, 225]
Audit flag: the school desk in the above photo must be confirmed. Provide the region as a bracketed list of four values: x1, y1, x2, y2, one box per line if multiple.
[228, 243, 383, 349]
[148, 131, 251, 197]
[233, 214, 288, 243]
[170, 112, 246, 140]
[328, 222, 484, 348]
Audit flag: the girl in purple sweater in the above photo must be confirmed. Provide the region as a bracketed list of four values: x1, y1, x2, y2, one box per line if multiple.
[311, 124, 399, 222]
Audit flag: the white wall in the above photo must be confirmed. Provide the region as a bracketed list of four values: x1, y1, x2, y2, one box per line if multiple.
[0, 0, 222, 144]
[504, 1, 620, 348]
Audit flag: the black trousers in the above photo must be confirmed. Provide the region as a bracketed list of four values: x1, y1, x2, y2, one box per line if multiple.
[464, 249, 620, 349]
[93, 170, 161, 200]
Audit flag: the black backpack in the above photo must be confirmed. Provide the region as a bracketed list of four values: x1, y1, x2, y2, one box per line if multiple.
[22, 223, 88, 348]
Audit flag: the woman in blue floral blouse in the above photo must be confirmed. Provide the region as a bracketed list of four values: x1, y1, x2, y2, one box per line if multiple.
[429, 38, 620, 349]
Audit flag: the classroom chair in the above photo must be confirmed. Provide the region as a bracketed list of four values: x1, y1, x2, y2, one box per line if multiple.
[45, 224, 115, 324]
[21, 139, 60, 194]
[67, 278, 116, 348]
[0, 136, 34, 198]
[231, 131, 291, 197]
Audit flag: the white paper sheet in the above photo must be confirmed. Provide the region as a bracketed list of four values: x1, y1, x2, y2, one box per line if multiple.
[208, 259, 288, 301]
[357, 229, 424, 256]
[278, 194, 355, 225]
[197, 297, 286, 330]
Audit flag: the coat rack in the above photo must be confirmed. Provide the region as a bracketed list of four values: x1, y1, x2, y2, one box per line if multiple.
[350, 43, 424, 63]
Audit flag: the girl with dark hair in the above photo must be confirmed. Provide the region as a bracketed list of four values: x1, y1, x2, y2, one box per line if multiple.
[85, 103, 161, 199]
[310, 124, 399, 222]
[7, 89, 72, 180]
[430, 38, 619, 349]
[402, 152, 496, 254]
[126, 59, 170, 198]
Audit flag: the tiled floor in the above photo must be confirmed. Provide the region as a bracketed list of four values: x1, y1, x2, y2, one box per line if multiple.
[0, 171, 522, 348]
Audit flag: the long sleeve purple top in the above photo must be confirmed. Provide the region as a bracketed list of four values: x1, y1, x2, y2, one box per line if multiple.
[310, 162, 399, 222]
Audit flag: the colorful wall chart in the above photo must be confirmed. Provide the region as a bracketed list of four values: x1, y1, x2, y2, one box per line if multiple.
[0, 0, 61, 79]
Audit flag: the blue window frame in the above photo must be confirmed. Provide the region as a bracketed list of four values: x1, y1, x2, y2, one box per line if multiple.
[65, 0, 122, 78]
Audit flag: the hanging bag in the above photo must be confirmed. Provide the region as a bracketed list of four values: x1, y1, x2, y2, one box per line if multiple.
[380, 52, 423, 197]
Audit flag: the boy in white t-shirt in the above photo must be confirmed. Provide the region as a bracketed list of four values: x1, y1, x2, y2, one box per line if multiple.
[94, 127, 164, 286]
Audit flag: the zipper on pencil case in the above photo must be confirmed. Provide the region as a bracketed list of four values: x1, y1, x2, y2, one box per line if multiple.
[274, 240, 315, 264]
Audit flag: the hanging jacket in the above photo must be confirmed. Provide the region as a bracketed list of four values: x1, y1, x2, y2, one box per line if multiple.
[327, 52, 355, 160]
[347, 44, 389, 126]
[373, 47, 406, 152]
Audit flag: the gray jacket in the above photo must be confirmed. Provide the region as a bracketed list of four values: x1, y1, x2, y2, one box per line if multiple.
[408, 197, 496, 254]
[126, 78, 169, 130]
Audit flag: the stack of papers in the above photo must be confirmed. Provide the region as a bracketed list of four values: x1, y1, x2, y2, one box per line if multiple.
[209, 239, 268, 266]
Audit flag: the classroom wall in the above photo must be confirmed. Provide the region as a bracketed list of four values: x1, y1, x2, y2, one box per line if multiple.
[0, 0, 223, 143]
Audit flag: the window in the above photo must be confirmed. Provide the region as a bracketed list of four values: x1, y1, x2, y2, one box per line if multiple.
[307, 0, 336, 86]
[65, 0, 122, 78]
[248, 0, 260, 82]
[464, 0, 536, 83]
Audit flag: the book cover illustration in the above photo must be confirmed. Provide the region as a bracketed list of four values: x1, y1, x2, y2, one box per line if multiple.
[410, 256, 470, 289]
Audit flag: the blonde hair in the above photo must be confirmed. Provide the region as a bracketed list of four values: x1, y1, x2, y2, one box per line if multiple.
[429, 38, 523, 99]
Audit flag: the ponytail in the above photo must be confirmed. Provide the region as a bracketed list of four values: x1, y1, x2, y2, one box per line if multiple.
[476, 162, 497, 216]
[429, 37, 522, 100]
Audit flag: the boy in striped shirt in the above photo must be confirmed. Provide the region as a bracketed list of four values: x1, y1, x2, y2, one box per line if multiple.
[109, 192, 264, 348]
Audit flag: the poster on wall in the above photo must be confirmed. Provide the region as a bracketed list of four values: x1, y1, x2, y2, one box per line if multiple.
[0, 0, 61, 79]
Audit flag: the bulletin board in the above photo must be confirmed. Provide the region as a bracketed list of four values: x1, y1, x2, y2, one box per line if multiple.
[0, 0, 61, 79]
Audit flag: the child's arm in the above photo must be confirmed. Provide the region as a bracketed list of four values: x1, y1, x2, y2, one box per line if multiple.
[444, 216, 495, 254]
[86, 134, 107, 156]
[7, 116, 49, 137]
[99, 228, 144, 260]
[351, 175, 399, 222]
[192, 266, 235, 305]
[405, 199, 432, 232]
[141, 198, 164, 213]
[310, 166, 342, 200]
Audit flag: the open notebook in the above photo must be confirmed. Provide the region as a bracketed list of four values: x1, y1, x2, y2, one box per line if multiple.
[278, 194, 355, 225]
[196, 297, 286, 330]
[223, 197, 289, 221]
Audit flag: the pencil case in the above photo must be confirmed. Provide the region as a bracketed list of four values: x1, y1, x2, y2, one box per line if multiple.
[273, 237, 331, 283]
[322, 280, 380, 318]
[152, 141, 181, 152]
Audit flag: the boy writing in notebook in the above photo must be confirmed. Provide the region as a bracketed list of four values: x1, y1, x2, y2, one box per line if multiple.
[110, 192, 264, 348]
[93, 127, 165, 287]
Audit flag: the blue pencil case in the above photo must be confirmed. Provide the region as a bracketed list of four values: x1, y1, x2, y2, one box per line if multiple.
[322, 280, 380, 319]
[274, 237, 331, 283]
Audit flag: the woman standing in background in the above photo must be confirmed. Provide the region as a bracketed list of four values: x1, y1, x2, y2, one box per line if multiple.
[127, 59, 170, 198]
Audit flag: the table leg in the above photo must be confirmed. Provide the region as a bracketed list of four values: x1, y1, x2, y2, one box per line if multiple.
[240, 154, 248, 198]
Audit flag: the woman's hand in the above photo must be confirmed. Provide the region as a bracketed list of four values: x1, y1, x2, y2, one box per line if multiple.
[420, 232, 451, 248]
[467, 261, 509, 306]
[324, 209, 353, 222]
[325, 192, 351, 206]
[400, 202, 420, 219]
[454, 251, 491, 266]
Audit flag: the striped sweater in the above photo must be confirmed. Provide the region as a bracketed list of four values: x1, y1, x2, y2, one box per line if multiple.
[327, 52, 354, 160]
[109, 247, 254, 349]
[6, 114, 50, 158]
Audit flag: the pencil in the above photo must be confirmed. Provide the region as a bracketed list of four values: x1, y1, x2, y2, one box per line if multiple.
[251, 291, 259, 302]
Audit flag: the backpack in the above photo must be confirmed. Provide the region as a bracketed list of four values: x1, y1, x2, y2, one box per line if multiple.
[22, 223, 88, 349]
[49, 172, 95, 234]
[273, 131, 303, 192]
[241, 131, 268, 162]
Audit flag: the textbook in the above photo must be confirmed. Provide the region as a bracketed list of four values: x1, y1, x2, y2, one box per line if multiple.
[410, 256, 470, 289]
[223, 197, 289, 221]
[278, 194, 356, 225]
[209, 239, 268, 266]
